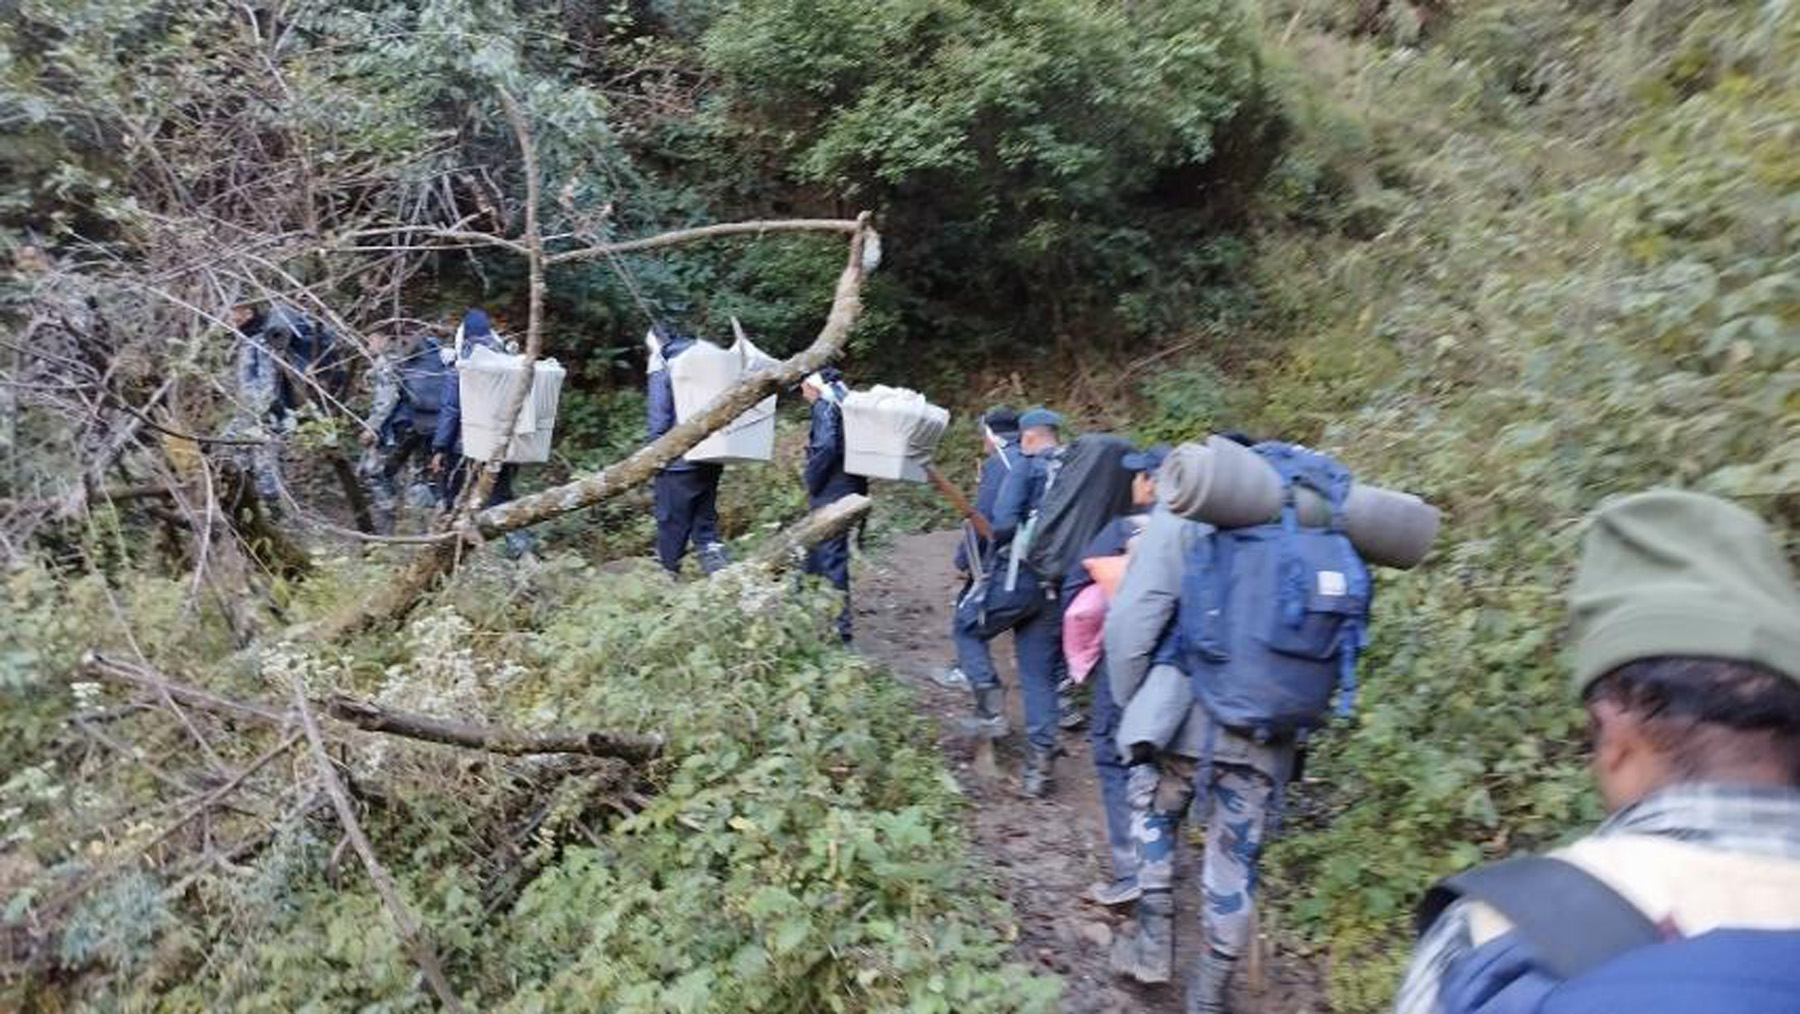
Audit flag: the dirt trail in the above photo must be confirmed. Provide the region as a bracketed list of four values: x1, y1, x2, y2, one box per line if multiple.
[855, 529, 1326, 1014]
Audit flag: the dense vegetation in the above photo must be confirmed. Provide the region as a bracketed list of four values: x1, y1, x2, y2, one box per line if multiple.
[3, 0, 1795, 1011]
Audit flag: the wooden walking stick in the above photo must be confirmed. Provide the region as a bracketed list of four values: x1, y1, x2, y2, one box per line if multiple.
[924, 465, 992, 541]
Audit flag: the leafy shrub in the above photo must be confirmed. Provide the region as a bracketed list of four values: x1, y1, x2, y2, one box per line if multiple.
[6, 557, 1057, 1012]
[701, 0, 1265, 346]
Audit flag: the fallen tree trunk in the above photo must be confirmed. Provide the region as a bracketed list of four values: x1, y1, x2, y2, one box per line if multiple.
[325, 694, 664, 763]
[80, 652, 660, 763]
[326, 212, 878, 639]
[746, 493, 873, 573]
[0, 483, 173, 516]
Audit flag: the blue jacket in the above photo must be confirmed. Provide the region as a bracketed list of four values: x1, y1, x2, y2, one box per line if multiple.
[646, 331, 699, 472]
[990, 447, 1055, 546]
[804, 397, 868, 506]
[954, 441, 1024, 572]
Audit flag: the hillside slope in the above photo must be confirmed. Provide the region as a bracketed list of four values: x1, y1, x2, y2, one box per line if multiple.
[1230, 1, 1797, 1007]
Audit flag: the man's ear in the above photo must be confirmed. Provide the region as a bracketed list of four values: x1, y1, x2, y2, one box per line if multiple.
[1589, 699, 1656, 810]
[1590, 701, 1631, 776]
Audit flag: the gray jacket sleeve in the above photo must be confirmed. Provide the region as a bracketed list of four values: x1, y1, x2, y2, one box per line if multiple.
[1104, 506, 1204, 707]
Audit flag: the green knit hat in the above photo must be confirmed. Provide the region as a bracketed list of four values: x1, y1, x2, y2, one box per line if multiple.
[1570, 490, 1800, 694]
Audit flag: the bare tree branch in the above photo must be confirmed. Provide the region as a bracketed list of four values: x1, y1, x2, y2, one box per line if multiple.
[292, 678, 469, 1014]
[325, 695, 663, 763]
[81, 652, 662, 762]
[747, 494, 874, 572]
[545, 217, 861, 265]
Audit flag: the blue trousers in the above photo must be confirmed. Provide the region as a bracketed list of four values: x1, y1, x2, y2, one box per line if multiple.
[1088, 656, 1137, 887]
[653, 465, 723, 573]
[952, 587, 1062, 751]
[804, 530, 852, 642]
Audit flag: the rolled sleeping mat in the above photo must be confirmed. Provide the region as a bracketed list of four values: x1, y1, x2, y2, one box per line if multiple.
[1340, 483, 1440, 569]
[1158, 437, 1441, 569]
[1156, 436, 1282, 528]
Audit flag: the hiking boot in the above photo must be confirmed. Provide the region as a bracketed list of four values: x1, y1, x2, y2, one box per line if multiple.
[1057, 691, 1086, 731]
[929, 665, 972, 691]
[1020, 744, 1055, 798]
[1184, 949, 1237, 1014]
[1109, 889, 1174, 984]
[405, 481, 439, 509]
[956, 685, 1009, 739]
[698, 542, 731, 575]
[502, 530, 538, 560]
[1084, 878, 1142, 907]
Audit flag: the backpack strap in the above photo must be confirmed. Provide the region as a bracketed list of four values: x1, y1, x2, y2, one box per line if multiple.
[1416, 856, 1661, 980]
[1256, 442, 1355, 527]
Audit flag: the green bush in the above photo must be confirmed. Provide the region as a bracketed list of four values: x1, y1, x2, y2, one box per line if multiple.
[3, 557, 1057, 1013]
[701, 0, 1265, 347]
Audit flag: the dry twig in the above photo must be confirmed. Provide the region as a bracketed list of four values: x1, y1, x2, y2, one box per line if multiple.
[291, 677, 469, 1014]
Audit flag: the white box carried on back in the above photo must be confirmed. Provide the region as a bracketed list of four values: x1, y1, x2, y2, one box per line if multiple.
[841, 385, 950, 482]
[669, 318, 777, 464]
[457, 347, 567, 463]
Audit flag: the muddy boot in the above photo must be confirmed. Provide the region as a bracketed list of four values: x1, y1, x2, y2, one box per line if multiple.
[1184, 949, 1236, 1014]
[956, 685, 1009, 738]
[929, 665, 971, 691]
[1109, 889, 1174, 984]
[1020, 743, 1054, 798]
[698, 542, 731, 576]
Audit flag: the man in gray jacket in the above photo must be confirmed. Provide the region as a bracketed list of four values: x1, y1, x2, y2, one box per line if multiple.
[1105, 485, 1297, 1013]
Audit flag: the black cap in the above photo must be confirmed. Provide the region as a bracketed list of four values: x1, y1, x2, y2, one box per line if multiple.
[1121, 444, 1172, 475]
[982, 406, 1020, 435]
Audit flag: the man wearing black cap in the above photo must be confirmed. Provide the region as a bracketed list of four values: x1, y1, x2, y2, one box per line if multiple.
[1397, 490, 1800, 1014]
[801, 368, 867, 642]
[935, 406, 1022, 694]
[951, 406, 1067, 796]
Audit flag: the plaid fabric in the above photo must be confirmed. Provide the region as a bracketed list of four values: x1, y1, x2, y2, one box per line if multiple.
[1393, 782, 1800, 1014]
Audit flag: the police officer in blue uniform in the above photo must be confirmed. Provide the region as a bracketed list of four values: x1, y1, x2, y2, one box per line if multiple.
[801, 368, 868, 642]
[646, 321, 730, 576]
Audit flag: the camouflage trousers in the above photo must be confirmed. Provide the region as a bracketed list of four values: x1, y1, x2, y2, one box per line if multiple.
[362, 432, 433, 532]
[1127, 755, 1276, 958]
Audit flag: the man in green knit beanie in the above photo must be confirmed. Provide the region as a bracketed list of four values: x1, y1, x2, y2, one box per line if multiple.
[1395, 490, 1800, 1014]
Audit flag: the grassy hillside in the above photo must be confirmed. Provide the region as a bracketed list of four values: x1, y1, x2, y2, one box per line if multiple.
[1231, 1, 1798, 1007]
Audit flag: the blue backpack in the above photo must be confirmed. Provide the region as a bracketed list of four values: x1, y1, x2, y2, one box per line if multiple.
[1173, 442, 1372, 739]
[1418, 856, 1800, 1014]
[397, 342, 448, 433]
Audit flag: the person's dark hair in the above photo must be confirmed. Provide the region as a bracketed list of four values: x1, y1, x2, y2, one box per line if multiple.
[983, 406, 1019, 435]
[1585, 656, 1800, 783]
[1218, 430, 1256, 447]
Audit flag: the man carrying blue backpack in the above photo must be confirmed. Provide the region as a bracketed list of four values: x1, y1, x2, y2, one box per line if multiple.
[1103, 430, 1441, 1014]
[361, 328, 448, 532]
[1396, 490, 1800, 1014]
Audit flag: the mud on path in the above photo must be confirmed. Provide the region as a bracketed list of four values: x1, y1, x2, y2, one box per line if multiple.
[854, 530, 1328, 1014]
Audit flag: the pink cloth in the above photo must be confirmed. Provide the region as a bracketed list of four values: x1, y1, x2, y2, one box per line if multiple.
[1062, 582, 1110, 684]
